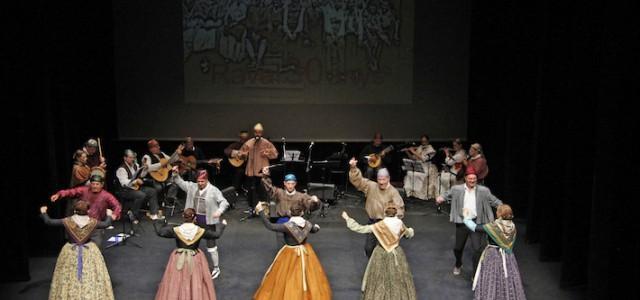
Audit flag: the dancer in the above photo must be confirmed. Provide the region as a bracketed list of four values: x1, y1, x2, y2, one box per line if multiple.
[261, 166, 320, 223]
[348, 157, 405, 258]
[172, 168, 229, 279]
[463, 205, 526, 300]
[40, 201, 114, 300]
[153, 208, 226, 300]
[50, 168, 122, 248]
[341, 202, 416, 300]
[253, 202, 332, 300]
[436, 166, 503, 275]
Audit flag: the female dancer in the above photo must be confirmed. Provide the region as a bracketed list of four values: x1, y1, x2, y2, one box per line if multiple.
[153, 208, 226, 300]
[253, 202, 332, 300]
[341, 201, 417, 300]
[462, 205, 526, 300]
[40, 201, 114, 300]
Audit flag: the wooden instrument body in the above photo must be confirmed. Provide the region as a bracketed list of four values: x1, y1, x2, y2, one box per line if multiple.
[148, 158, 171, 182]
[177, 155, 222, 173]
[228, 156, 246, 168]
[130, 180, 141, 191]
[367, 145, 394, 168]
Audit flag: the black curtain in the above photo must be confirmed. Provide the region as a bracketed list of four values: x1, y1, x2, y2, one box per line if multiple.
[468, 0, 637, 298]
[3, 0, 117, 282]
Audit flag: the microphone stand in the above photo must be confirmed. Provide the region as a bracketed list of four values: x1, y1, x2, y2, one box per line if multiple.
[306, 142, 314, 190]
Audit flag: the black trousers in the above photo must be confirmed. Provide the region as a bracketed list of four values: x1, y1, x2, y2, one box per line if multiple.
[232, 167, 246, 194]
[364, 218, 382, 258]
[365, 166, 380, 180]
[454, 223, 486, 270]
[246, 176, 266, 210]
[146, 180, 179, 206]
[119, 186, 159, 216]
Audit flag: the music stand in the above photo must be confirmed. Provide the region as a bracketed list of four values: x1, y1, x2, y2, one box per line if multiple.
[402, 159, 424, 200]
[105, 214, 142, 249]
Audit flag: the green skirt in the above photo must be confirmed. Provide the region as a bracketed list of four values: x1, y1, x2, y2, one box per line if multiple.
[361, 245, 416, 300]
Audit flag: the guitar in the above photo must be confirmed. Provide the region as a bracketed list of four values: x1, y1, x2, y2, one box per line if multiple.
[144, 157, 171, 183]
[367, 145, 394, 168]
[177, 155, 222, 173]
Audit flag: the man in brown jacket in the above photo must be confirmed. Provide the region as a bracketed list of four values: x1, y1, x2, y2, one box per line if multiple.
[349, 157, 405, 257]
[239, 123, 278, 217]
[261, 166, 320, 222]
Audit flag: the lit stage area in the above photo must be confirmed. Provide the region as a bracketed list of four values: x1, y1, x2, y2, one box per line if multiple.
[1, 195, 581, 300]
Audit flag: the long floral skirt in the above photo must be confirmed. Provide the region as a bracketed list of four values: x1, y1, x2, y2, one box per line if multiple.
[49, 242, 114, 300]
[155, 249, 216, 300]
[254, 243, 332, 300]
[473, 246, 526, 300]
[361, 245, 416, 300]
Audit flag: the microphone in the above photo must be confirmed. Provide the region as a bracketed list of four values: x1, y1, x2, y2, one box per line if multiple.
[309, 141, 315, 148]
[281, 137, 286, 142]
[341, 142, 346, 146]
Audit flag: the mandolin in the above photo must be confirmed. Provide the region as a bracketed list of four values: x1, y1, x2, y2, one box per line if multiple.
[177, 155, 222, 173]
[228, 156, 246, 168]
[367, 145, 394, 168]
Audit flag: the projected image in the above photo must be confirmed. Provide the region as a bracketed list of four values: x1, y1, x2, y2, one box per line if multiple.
[182, 0, 414, 104]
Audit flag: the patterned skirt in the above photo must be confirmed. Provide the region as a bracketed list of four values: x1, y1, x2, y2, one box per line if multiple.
[49, 242, 114, 300]
[155, 249, 216, 300]
[473, 246, 526, 300]
[254, 243, 332, 300]
[361, 245, 416, 300]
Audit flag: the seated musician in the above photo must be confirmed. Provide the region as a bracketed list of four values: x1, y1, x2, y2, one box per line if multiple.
[82, 138, 106, 169]
[181, 136, 206, 182]
[444, 138, 466, 176]
[224, 130, 250, 200]
[115, 149, 160, 224]
[70, 149, 91, 187]
[141, 139, 183, 218]
[359, 132, 391, 180]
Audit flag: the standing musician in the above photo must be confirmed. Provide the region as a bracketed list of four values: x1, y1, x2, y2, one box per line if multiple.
[115, 149, 159, 225]
[238, 123, 278, 217]
[224, 130, 250, 201]
[359, 132, 392, 180]
[141, 139, 183, 219]
[83, 138, 107, 170]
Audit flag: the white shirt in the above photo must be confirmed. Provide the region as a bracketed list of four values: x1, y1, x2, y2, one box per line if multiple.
[463, 184, 477, 219]
[116, 162, 139, 189]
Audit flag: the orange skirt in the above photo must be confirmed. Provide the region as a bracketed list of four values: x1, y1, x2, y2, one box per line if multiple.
[254, 243, 332, 300]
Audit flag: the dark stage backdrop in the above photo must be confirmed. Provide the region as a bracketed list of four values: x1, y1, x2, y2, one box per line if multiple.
[112, 0, 470, 141]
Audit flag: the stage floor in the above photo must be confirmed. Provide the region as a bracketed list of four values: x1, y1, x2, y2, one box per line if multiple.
[1, 195, 583, 300]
